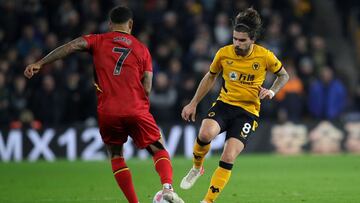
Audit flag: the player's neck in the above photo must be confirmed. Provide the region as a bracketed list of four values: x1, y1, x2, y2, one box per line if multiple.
[246, 44, 254, 57]
[112, 29, 130, 34]
[111, 26, 131, 34]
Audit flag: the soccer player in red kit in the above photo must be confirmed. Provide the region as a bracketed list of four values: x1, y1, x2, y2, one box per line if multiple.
[24, 6, 184, 203]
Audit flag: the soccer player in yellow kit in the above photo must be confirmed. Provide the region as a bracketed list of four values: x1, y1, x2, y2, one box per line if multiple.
[180, 8, 289, 203]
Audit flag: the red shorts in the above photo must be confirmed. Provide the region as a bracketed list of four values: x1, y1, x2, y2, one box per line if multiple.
[98, 112, 161, 149]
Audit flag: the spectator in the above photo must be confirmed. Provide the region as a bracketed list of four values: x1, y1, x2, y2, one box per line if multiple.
[35, 17, 50, 41]
[9, 75, 29, 122]
[275, 60, 304, 122]
[292, 35, 310, 66]
[156, 11, 182, 45]
[0, 72, 10, 127]
[297, 57, 315, 91]
[30, 74, 64, 126]
[310, 35, 333, 71]
[0, 59, 10, 75]
[16, 25, 43, 57]
[308, 66, 347, 120]
[43, 33, 59, 53]
[62, 72, 86, 125]
[176, 75, 197, 120]
[285, 22, 303, 51]
[81, 0, 102, 22]
[260, 21, 284, 57]
[150, 72, 178, 122]
[154, 42, 173, 72]
[5, 47, 21, 75]
[0, 0, 19, 43]
[167, 57, 183, 87]
[186, 37, 212, 73]
[213, 12, 232, 46]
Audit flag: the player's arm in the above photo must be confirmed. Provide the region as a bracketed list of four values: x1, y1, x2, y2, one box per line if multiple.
[181, 72, 219, 122]
[270, 67, 289, 94]
[190, 72, 218, 105]
[142, 71, 153, 96]
[259, 67, 289, 99]
[24, 37, 88, 79]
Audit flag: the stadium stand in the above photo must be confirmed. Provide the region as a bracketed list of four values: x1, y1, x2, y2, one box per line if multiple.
[0, 0, 359, 128]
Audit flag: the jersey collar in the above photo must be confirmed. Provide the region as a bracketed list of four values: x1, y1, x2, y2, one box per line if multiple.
[113, 30, 130, 35]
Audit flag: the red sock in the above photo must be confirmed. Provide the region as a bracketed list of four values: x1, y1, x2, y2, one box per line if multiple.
[152, 149, 173, 185]
[111, 157, 138, 203]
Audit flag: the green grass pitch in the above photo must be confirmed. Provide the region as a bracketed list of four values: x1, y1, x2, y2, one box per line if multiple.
[0, 154, 359, 203]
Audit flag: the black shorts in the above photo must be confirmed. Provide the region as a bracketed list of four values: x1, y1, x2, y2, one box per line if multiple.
[205, 100, 259, 146]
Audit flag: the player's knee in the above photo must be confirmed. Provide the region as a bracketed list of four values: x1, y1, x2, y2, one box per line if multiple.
[221, 150, 240, 163]
[106, 144, 123, 158]
[150, 146, 163, 154]
[198, 128, 216, 143]
[146, 141, 165, 155]
[221, 155, 236, 163]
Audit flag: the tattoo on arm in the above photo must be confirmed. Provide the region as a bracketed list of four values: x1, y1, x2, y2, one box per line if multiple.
[39, 37, 88, 65]
[142, 71, 153, 96]
[270, 67, 289, 94]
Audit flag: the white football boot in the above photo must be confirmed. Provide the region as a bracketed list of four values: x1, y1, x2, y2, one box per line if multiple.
[180, 166, 204, 189]
[162, 189, 185, 203]
[162, 184, 185, 203]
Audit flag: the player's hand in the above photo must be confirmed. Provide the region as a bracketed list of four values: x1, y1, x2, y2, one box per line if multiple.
[181, 103, 197, 122]
[259, 87, 275, 99]
[24, 62, 42, 79]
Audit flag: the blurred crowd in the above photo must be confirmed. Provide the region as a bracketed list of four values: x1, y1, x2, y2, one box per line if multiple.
[0, 0, 359, 129]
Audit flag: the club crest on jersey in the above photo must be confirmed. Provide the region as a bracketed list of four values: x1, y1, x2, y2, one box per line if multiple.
[229, 71, 238, 81]
[226, 60, 233, 65]
[252, 62, 260, 70]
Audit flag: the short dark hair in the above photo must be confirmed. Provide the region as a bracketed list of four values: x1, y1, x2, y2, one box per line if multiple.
[109, 6, 133, 24]
[233, 8, 262, 40]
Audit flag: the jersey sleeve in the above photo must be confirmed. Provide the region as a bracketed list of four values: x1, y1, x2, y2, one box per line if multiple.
[82, 34, 99, 51]
[266, 50, 282, 74]
[143, 47, 153, 72]
[209, 49, 223, 74]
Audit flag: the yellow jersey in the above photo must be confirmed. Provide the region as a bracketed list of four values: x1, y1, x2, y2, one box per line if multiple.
[209, 44, 282, 117]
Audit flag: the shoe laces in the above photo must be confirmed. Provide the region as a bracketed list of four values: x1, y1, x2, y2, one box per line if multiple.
[186, 168, 200, 181]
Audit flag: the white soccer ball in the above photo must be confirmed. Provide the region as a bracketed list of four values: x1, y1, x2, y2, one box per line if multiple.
[153, 190, 170, 203]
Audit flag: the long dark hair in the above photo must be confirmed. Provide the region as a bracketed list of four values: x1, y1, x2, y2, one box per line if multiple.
[233, 8, 262, 40]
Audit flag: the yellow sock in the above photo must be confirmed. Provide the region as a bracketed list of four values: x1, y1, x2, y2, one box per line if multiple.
[204, 163, 232, 203]
[193, 137, 210, 169]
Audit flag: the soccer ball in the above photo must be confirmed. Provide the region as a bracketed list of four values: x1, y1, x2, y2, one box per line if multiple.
[153, 190, 170, 203]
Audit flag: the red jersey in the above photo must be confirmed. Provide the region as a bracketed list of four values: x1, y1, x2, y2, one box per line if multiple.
[83, 32, 152, 116]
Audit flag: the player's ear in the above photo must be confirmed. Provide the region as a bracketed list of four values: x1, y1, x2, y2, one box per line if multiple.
[128, 19, 133, 32]
[249, 34, 255, 44]
[108, 21, 113, 31]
